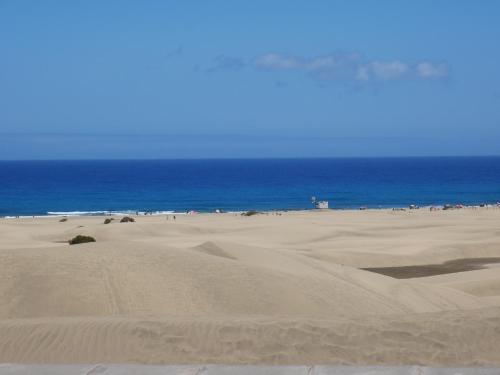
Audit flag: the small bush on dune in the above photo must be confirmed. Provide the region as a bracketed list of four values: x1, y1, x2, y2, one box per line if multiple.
[68, 235, 96, 245]
[104, 218, 114, 224]
[120, 216, 135, 223]
[59, 217, 68, 222]
[242, 210, 259, 217]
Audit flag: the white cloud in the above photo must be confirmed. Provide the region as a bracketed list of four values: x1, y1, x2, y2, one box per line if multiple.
[305, 56, 338, 70]
[254, 53, 303, 69]
[366, 61, 409, 80]
[251, 52, 449, 83]
[416, 62, 449, 78]
[356, 66, 370, 81]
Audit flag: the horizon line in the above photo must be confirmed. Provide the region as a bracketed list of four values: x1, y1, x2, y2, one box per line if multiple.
[1, 155, 500, 162]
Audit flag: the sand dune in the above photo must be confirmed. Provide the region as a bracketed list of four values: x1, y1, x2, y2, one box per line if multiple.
[1, 208, 500, 364]
[1, 308, 500, 365]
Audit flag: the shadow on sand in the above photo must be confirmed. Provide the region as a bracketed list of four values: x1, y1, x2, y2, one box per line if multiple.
[362, 257, 500, 279]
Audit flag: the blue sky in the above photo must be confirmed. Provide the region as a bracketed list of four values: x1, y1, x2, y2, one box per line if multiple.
[1, 0, 499, 159]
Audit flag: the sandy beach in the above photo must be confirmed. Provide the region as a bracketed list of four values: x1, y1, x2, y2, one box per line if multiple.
[1, 208, 500, 365]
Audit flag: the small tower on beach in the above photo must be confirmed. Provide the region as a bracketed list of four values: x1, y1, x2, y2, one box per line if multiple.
[311, 196, 329, 209]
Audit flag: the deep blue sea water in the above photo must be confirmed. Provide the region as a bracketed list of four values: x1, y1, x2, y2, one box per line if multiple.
[1, 157, 500, 216]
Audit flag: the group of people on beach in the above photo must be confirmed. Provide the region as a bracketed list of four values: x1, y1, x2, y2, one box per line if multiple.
[391, 203, 500, 212]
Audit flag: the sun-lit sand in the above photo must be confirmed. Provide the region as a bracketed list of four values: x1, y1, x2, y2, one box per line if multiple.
[1, 208, 500, 365]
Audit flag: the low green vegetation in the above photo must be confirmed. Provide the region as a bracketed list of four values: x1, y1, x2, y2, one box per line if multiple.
[68, 235, 96, 245]
[242, 210, 259, 217]
[120, 216, 135, 223]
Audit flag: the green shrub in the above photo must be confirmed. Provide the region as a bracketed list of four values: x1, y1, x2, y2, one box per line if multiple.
[120, 216, 135, 223]
[68, 235, 96, 245]
[59, 217, 68, 222]
[104, 218, 114, 224]
[242, 210, 259, 217]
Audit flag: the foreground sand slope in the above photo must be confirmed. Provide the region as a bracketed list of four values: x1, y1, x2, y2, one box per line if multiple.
[1, 208, 500, 364]
[1, 308, 500, 365]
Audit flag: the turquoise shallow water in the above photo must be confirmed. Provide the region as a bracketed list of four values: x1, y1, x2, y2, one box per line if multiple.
[1, 157, 499, 216]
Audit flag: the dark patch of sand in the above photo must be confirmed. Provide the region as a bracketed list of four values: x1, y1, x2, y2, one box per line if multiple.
[362, 257, 500, 279]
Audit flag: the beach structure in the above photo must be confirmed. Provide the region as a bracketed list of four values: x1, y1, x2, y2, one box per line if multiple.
[311, 196, 329, 209]
[315, 200, 329, 209]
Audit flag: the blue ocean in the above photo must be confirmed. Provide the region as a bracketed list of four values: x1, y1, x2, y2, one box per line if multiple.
[1, 157, 500, 216]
